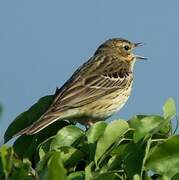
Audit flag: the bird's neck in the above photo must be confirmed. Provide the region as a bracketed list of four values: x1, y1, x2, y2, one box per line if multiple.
[129, 59, 136, 73]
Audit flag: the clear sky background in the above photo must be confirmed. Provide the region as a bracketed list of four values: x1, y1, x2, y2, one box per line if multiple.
[0, 1, 179, 142]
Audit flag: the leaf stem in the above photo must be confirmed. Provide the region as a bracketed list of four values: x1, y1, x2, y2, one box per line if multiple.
[151, 139, 166, 142]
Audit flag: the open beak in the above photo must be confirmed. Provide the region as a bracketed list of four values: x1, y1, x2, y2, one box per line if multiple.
[135, 55, 148, 60]
[134, 42, 143, 47]
[134, 42, 148, 60]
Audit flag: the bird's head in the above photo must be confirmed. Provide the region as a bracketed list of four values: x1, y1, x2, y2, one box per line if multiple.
[95, 38, 147, 63]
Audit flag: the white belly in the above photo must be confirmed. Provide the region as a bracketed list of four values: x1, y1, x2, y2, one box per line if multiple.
[81, 83, 133, 119]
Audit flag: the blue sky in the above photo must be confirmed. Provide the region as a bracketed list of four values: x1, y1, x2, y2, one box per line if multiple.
[0, 1, 178, 141]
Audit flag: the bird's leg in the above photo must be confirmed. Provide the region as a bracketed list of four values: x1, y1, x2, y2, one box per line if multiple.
[85, 125, 89, 131]
[84, 119, 96, 131]
[88, 121, 95, 126]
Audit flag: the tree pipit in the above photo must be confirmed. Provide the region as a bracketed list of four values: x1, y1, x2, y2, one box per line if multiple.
[16, 38, 146, 135]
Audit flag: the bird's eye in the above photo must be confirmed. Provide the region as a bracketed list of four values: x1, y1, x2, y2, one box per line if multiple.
[124, 45, 130, 51]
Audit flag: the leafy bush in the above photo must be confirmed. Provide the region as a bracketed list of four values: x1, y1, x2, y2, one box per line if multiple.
[0, 98, 178, 180]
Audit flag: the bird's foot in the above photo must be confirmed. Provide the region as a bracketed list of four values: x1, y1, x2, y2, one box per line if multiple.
[84, 119, 96, 131]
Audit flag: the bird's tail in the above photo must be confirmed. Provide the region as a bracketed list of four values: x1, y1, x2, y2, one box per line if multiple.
[14, 114, 63, 136]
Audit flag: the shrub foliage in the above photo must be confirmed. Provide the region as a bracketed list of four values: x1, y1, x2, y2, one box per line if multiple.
[0, 98, 178, 180]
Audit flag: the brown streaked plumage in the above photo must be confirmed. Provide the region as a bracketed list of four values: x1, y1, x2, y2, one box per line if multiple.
[15, 38, 146, 136]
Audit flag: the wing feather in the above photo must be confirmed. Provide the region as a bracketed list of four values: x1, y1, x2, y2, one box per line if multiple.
[49, 55, 132, 111]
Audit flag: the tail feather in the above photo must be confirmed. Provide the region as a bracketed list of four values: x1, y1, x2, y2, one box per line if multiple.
[14, 115, 62, 136]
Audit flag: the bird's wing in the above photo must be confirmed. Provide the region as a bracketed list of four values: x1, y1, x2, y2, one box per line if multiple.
[50, 55, 132, 111]
[15, 55, 132, 135]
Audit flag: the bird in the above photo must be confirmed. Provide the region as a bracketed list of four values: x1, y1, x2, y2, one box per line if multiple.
[15, 38, 147, 136]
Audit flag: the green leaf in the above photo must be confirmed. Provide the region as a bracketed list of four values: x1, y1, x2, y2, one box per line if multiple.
[0, 145, 33, 180]
[10, 159, 33, 180]
[92, 173, 117, 180]
[163, 98, 176, 119]
[50, 125, 85, 150]
[133, 174, 141, 180]
[0, 145, 13, 178]
[111, 142, 131, 157]
[68, 171, 85, 180]
[107, 154, 123, 171]
[39, 136, 54, 159]
[122, 141, 149, 179]
[13, 135, 36, 160]
[143, 171, 152, 180]
[36, 152, 52, 172]
[85, 161, 119, 180]
[59, 146, 83, 168]
[109, 140, 135, 171]
[13, 120, 69, 161]
[129, 115, 147, 129]
[146, 135, 179, 178]
[108, 139, 151, 178]
[133, 115, 164, 143]
[4, 95, 54, 143]
[46, 152, 66, 180]
[172, 173, 179, 180]
[37, 151, 66, 180]
[95, 120, 129, 164]
[120, 140, 150, 179]
[87, 121, 107, 144]
[86, 122, 107, 161]
[85, 162, 95, 180]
